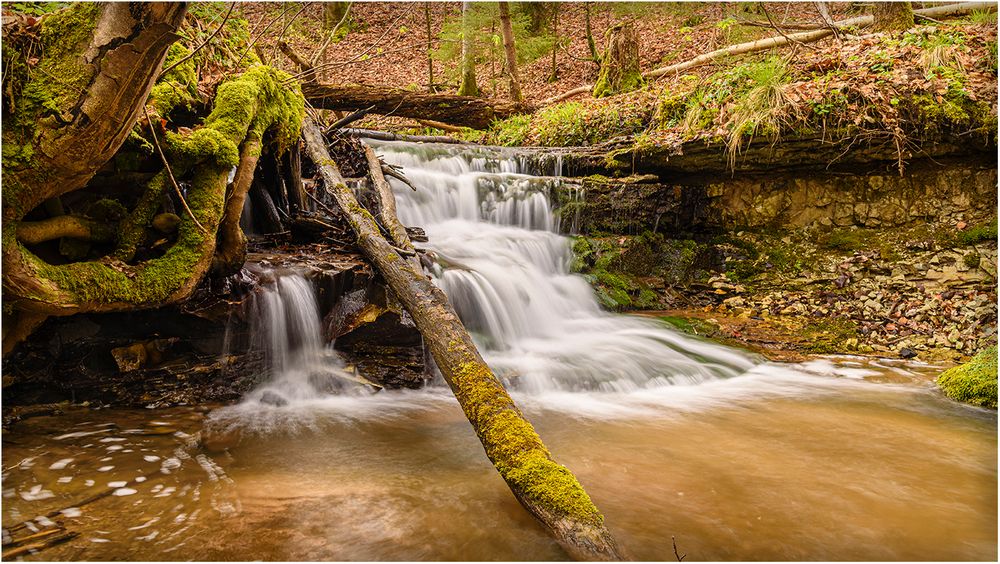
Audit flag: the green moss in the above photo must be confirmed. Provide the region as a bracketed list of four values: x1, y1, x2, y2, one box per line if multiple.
[149, 43, 199, 117]
[9, 66, 304, 310]
[958, 216, 998, 245]
[2, 3, 100, 171]
[450, 359, 603, 525]
[802, 318, 860, 354]
[937, 346, 998, 409]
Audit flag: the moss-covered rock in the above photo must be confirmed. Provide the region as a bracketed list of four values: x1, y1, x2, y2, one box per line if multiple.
[936, 346, 998, 409]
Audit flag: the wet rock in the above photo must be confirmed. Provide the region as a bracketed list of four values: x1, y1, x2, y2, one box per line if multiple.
[111, 343, 147, 373]
[259, 391, 288, 407]
[900, 348, 917, 359]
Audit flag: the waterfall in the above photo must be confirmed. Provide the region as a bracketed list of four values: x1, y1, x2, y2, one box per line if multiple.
[371, 140, 757, 392]
[245, 272, 360, 405]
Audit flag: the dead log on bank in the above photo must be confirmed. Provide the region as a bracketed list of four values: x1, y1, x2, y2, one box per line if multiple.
[302, 120, 623, 561]
[302, 84, 531, 129]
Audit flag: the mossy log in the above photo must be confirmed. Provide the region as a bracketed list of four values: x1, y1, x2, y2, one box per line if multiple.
[303, 121, 624, 560]
[302, 84, 531, 129]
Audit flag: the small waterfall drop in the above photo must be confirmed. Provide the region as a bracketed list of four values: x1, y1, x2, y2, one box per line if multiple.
[245, 272, 361, 405]
[372, 140, 757, 393]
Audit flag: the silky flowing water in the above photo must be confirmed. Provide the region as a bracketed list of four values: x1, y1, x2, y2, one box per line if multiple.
[2, 142, 996, 561]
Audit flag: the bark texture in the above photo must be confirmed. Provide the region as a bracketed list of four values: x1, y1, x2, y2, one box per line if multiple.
[872, 1, 915, 32]
[303, 121, 624, 561]
[457, 1, 479, 97]
[1, 2, 304, 353]
[498, 2, 524, 103]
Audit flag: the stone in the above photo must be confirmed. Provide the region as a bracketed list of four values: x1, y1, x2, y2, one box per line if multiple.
[111, 343, 147, 373]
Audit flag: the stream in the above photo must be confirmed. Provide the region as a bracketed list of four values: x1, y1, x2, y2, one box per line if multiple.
[2, 141, 996, 561]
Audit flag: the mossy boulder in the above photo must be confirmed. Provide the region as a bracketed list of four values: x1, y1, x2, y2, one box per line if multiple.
[936, 346, 998, 409]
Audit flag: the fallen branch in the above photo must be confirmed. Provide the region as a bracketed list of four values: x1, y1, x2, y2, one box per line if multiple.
[363, 145, 417, 263]
[303, 120, 624, 561]
[15, 215, 116, 245]
[382, 165, 418, 191]
[302, 83, 531, 129]
[326, 105, 376, 133]
[544, 1, 996, 104]
[343, 127, 466, 144]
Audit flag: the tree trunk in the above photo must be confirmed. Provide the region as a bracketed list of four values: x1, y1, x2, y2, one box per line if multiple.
[425, 2, 435, 92]
[458, 1, 479, 96]
[592, 22, 643, 98]
[549, 4, 559, 82]
[872, 1, 914, 31]
[585, 4, 600, 64]
[498, 2, 524, 103]
[303, 121, 624, 561]
[302, 83, 530, 129]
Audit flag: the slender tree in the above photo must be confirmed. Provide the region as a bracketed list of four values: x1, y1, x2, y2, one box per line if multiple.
[458, 1, 480, 96]
[425, 2, 435, 92]
[548, 2, 559, 82]
[498, 2, 524, 103]
[585, 3, 600, 65]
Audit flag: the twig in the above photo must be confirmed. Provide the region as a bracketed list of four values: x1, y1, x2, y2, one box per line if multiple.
[158, 3, 236, 79]
[382, 165, 417, 191]
[325, 105, 376, 133]
[288, 9, 407, 81]
[142, 107, 209, 234]
[672, 535, 687, 562]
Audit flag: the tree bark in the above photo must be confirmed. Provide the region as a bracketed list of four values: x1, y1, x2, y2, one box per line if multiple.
[303, 121, 624, 561]
[592, 22, 643, 98]
[458, 1, 479, 96]
[872, 1, 915, 31]
[302, 83, 530, 129]
[16, 216, 116, 246]
[498, 2, 524, 104]
[213, 139, 262, 276]
[425, 2, 435, 92]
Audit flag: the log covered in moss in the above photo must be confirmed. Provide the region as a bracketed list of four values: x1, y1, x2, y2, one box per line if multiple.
[302, 121, 624, 560]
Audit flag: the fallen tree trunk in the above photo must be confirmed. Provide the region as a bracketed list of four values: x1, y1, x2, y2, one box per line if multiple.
[303, 121, 623, 561]
[544, 1, 996, 104]
[302, 83, 531, 129]
[343, 128, 467, 144]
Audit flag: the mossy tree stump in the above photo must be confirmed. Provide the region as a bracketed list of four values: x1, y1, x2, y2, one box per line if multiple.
[872, 1, 915, 32]
[592, 21, 644, 98]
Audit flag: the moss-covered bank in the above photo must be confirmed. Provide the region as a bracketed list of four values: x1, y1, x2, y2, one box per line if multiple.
[937, 346, 998, 408]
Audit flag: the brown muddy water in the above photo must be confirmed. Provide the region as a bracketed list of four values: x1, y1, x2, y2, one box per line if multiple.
[2, 357, 996, 561]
